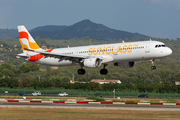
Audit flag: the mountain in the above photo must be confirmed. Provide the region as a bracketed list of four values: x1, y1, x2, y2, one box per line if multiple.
[30, 20, 149, 40]
[0, 29, 18, 39]
[30, 25, 68, 32]
[0, 20, 149, 40]
[29, 25, 68, 39]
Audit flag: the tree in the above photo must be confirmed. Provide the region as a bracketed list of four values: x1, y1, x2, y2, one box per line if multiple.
[61, 77, 70, 84]
[18, 63, 39, 73]
[1, 69, 15, 77]
[21, 79, 30, 87]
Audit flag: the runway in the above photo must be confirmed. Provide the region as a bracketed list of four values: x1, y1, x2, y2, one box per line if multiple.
[0, 102, 180, 111]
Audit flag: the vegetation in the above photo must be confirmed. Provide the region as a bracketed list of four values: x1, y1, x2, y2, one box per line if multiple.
[0, 78, 180, 98]
[0, 37, 180, 97]
[86, 96, 106, 102]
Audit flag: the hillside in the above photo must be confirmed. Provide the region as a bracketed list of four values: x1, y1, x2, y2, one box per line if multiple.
[29, 20, 149, 40]
[30, 25, 68, 32]
[48, 19, 149, 40]
[0, 20, 149, 40]
[29, 25, 68, 39]
[0, 29, 18, 39]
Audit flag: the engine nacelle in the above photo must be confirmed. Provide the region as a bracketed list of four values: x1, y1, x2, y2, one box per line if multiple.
[83, 58, 101, 68]
[114, 61, 135, 68]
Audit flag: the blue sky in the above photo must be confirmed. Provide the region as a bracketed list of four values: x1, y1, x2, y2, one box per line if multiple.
[0, 0, 180, 39]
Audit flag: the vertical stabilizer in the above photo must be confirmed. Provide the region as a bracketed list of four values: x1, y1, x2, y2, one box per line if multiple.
[17, 25, 41, 53]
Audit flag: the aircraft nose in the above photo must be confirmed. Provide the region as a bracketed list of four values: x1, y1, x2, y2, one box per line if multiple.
[166, 47, 172, 56]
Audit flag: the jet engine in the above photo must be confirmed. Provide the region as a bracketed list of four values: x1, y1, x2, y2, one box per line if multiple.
[83, 58, 101, 68]
[114, 61, 135, 68]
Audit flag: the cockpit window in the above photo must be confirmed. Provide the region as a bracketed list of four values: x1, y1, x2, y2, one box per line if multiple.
[155, 44, 166, 48]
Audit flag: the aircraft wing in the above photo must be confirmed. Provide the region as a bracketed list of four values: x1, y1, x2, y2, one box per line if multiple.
[40, 51, 91, 59]
[25, 48, 101, 62]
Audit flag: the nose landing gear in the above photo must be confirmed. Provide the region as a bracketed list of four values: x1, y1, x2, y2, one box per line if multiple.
[151, 66, 156, 70]
[150, 59, 156, 70]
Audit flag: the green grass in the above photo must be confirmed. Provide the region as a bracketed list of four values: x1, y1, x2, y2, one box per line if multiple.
[166, 99, 179, 103]
[86, 96, 106, 102]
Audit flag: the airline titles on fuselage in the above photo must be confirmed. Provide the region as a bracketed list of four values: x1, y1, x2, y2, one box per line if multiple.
[88, 44, 140, 56]
[60, 44, 143, 56]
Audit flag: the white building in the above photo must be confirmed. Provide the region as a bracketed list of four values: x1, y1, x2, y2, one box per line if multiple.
[91, 79, 121, 84]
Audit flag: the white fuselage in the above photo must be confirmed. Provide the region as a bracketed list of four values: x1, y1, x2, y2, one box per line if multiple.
[23, 41, 172, 67]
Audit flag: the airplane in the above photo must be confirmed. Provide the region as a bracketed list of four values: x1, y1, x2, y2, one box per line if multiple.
[16, 25, 172, 75]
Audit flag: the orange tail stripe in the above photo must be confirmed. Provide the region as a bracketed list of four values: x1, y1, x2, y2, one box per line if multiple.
[19, 31, 29, 40]
[29, 42, 40, 49]
[19, 31, 40, 49]
[28, 49, 54, 62]
[19, 39, 29, 52]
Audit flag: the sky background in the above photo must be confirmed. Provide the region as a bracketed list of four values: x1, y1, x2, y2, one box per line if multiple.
[0, 0, 180, 39]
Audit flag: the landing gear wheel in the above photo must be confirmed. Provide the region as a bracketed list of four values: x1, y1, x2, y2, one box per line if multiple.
[150, 59, 156, 70]
[78, 69, 86, 75]
[151, 66, 156, 70]
[100, 64, 108, 75]
[100, 69, 108, 75]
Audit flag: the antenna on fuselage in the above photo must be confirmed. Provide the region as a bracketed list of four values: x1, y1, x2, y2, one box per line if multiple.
[150, 39, 152, 41]
[122, 41, 125, 43]
[67, 45, 69, 48]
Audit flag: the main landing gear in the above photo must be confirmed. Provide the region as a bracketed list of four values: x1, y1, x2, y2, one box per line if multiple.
[78, 67, 86, 75]
[77, 64, 108, 75]
[100, 64, 108, 75]
[150, 59, 156, 70]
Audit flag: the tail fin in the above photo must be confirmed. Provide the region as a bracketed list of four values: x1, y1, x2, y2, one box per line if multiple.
[17, 25, 41, 53]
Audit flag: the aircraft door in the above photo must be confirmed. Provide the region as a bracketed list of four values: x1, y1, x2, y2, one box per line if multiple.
[75, 50, 79, 55]
[145, 43, 151, 53]
[112, 47, 118, 55]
